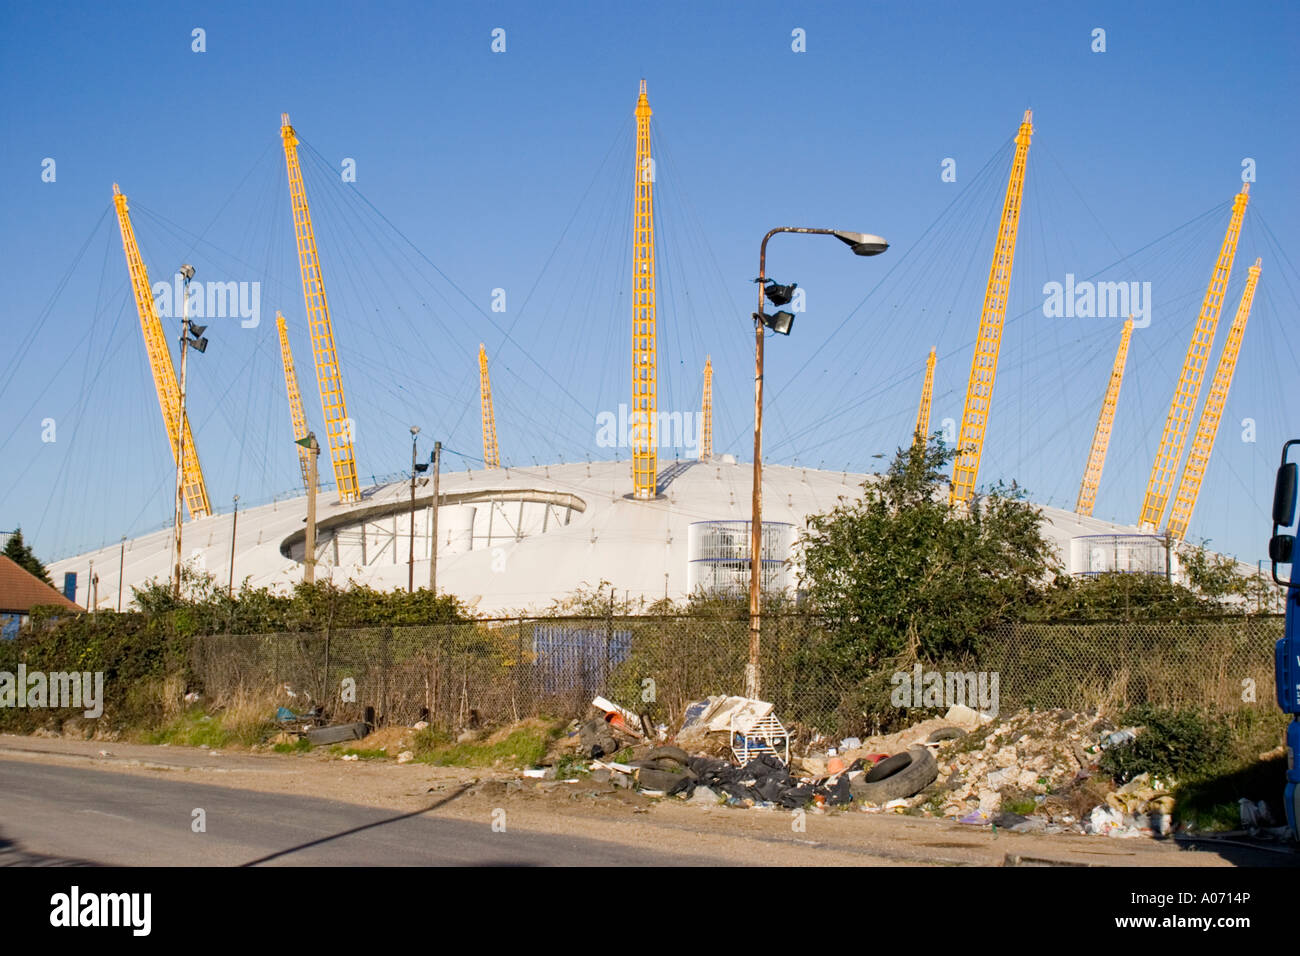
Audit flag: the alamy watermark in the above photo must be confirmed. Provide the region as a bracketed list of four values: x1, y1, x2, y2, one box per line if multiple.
[152, 276, 261, 328]
[595, 404, 701, 455]
[1042, 274, 1150, 328]
[50, 886, 150, 936]
[890, 665, 999, 718]
[0, 666, 104, 718]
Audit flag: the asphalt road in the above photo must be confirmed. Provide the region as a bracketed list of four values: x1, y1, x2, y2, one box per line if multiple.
[0, 760, 718, 866]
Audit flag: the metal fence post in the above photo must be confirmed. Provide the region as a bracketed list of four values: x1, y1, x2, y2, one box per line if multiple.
[515, 617, 525, 722]
[322, 629, 331, 712]
[605, 594, 614, 701]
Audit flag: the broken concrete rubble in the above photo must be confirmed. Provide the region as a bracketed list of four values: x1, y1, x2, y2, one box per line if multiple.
[517, 697, 1225, 841]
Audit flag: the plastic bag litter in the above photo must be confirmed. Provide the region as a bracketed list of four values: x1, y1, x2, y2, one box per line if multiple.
[1087, 805, 1124, 834]
[1239, 798, 1274, 829]
[1100, 728, 1138, 750]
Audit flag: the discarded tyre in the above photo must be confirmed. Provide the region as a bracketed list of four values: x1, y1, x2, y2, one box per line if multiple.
[864, 751, 912, 782]
[927, 727, 967, 743]
[849, 747, 938, 804]
[638, 767, 690, 793]
[648, 745, 691, 766]
[640, 756, 697, 775]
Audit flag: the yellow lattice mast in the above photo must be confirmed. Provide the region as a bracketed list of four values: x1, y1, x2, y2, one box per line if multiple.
[914, 347, 936, 447]
[1138, 185, 1250, 529]
[631, 79, 658, 498]
[700, 355, 713, 461]
[1076, 317, 1134, 516]
[479, 343, 501, 469]
[280, 113, 361, 503]
[1165, 258, 1262, 540]
[276, 312, 317, 492]
[950, 110, 1033, 505]
[111, 184, 212, 520]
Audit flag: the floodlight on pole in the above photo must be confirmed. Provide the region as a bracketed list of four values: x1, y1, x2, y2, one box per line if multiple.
[755, 311, 795, 336]
[171, 263, 203, 598]
[755, 278, 797, 306]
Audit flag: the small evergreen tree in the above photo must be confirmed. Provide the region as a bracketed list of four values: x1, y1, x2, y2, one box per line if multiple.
[3, 528, 53, 586]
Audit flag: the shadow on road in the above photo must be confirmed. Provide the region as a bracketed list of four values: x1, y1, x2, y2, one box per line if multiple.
[239, 783, 475, 866]
[0, 829, 99, 867]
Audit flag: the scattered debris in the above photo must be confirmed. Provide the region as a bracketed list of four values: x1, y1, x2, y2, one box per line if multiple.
[305, 722, 368, 746]
[1239, 798, 1274, 830]
[1100, 727, 1138, 750]
[591, 696, 650, 739]
[501, 694, 1276, 842]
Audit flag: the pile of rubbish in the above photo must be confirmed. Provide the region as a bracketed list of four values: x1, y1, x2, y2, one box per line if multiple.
[1083, 773, 1177, 837]
[539, 694, 943, 811]
[522, 695, 1293, 841]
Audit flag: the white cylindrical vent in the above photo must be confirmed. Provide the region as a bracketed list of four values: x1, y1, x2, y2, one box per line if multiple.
[443, 505, 477, 554]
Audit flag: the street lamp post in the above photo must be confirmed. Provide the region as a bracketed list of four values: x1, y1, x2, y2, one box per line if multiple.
[170, 264, 209, 599]
[746, 228, 888, 698]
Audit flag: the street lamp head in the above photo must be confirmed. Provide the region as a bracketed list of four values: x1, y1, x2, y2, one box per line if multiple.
[410, 425, 420, 436]
[179, 263, 196, 282]
[189, 336, 209, 354]
[832, 231, 889, 256]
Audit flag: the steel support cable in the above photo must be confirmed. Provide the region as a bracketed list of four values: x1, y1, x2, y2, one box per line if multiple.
[0, 205, 111, 397]
[741, 133, 1018, 457]
[298, 144, 597, 452]
[651, 121, 751, 450]
[770, 154, 1009, 460]
[768, 200, 1244, 459]
[758, 138, 1012, 463]
[30, 310, 135, 544]
[295, 141, 596, 428]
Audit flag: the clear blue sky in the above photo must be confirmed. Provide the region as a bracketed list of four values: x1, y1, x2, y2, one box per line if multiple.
[2, 0, 1297, 568]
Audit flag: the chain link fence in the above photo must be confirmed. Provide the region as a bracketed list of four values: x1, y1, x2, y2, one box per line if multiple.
[190, 614, 1282, 738]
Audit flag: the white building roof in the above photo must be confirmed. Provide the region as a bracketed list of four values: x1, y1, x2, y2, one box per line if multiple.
[50, 459, 1154, 616]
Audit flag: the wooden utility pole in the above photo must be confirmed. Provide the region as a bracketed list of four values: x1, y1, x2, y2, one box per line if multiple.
[302, 433, 319, 584]
[117, 536, 126, 612]
[429, 441, 441, 593]
[228, 494, 240, 598]
[408, 427, 419, 593]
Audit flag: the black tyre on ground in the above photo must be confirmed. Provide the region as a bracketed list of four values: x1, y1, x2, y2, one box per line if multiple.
[927, 727, 967, 743]
[849, 747, 939, 804]
[647, 745, 691, 766]
[864, 751, 911, 782]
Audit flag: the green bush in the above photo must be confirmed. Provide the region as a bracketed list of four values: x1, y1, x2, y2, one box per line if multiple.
[1099, 705, 1233, 783]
